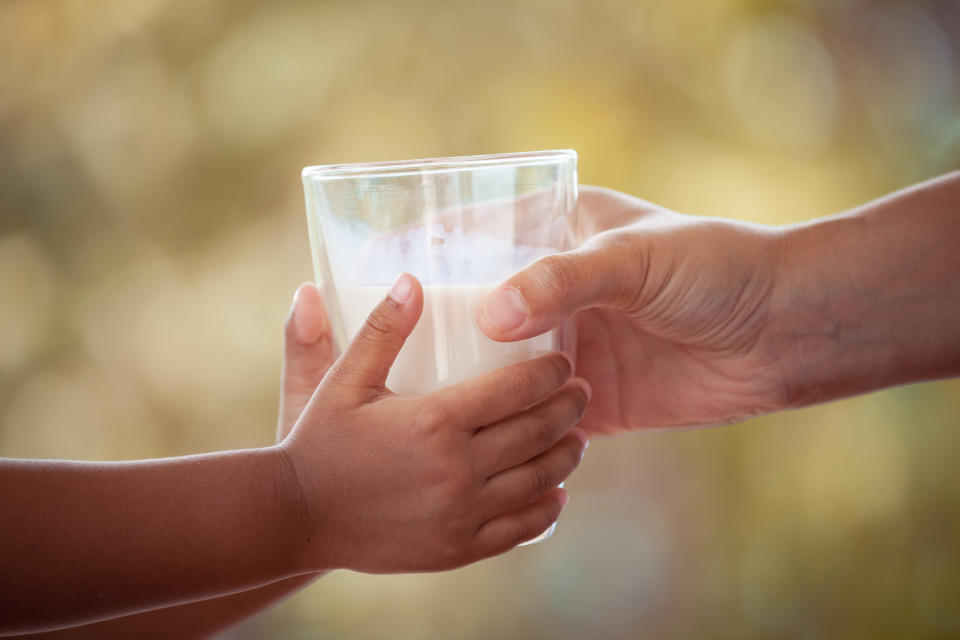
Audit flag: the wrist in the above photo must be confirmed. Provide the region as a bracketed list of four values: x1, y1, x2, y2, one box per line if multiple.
[763, 220, 821, 409]
[273, 439, 352, 573]
[766, 211, 896, 409]
[271, 443, 329, 574]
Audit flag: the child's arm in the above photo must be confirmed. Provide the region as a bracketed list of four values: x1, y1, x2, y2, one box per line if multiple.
[10, 285, 335, 640]
[9, 575, 324, 640]
[1, 274, 589, 635]
[0, 446, 311, 635]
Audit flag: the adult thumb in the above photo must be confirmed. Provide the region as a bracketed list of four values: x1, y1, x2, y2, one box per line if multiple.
[327, 272, 424, 391]
[477, 240, 636, 342]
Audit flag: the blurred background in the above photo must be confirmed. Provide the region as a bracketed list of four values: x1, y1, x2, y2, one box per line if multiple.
[2, 0, 959, 637]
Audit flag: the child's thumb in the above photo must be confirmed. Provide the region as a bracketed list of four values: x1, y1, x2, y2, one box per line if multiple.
[327, 273, 423, 392]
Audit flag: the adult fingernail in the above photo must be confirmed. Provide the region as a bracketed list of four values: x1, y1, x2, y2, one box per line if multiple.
[289, 287, 300, 314]
[482, 287, 527, 331]
[388, 273, 413, 304]
[292, 284, 318, 344]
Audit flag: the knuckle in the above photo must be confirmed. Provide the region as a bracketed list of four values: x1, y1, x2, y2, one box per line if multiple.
[529, 414, 556, 452]
[503, 367, 537, 401]
[325, 360, 356, 388]
[436, 537, 466, 569]
[529, 465, 553, 499]
[535, 253, 581, 300]
[358, 306, 394, 344]
[434, 512, 478, 568]
[413, 399, 453, 434]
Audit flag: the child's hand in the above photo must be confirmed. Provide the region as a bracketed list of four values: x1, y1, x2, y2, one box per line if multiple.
[280, 273, 590, 573]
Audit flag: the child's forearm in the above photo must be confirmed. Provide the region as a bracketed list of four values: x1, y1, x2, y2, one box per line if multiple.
[0, 447, 312, 635]
[11, 573, 325, 640]
[2, 277, 589, 635]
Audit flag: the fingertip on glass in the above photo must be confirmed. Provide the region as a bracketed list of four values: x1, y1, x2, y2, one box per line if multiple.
[387, 272, 414, 304]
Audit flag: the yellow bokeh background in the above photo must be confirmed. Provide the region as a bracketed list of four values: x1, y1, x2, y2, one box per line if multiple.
[2, 0, 959, 637]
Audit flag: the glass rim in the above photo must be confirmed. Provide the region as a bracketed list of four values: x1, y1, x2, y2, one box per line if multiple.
[302, 149, 576, 182]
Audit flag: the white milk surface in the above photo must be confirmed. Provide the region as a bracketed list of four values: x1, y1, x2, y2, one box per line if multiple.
[337, 283, 555, 396]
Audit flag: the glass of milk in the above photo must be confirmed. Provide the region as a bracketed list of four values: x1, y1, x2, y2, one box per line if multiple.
[301, 150, 578, 543]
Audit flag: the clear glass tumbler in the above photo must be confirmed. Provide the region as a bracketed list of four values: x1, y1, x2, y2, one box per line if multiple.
[301, 150, 579, 543]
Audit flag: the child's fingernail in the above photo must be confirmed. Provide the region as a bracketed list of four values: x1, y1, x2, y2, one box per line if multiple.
[388, 273, 413, 304]
[578, 379, 592, 402]
[572, 429, 589, 454]
[559, 351, 575, 375]
[482, 287, 527, 331]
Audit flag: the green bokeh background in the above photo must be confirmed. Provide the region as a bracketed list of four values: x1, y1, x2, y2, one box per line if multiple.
[2, 0, 959, 637]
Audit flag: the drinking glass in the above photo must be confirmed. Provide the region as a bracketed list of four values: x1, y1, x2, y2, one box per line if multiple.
[301, 150, 579, 543]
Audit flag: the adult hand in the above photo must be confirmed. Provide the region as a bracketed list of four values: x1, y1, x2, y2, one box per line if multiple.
[277, 283, 337, 442]
[480, 171, 960, 437]
[477, 186, 788, 436]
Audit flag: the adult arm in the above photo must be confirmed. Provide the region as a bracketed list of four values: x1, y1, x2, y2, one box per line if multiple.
[477, 172, 960, 434]
[771, 171, 960, 406]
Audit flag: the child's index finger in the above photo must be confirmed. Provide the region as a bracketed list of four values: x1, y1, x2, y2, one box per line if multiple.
[426, 352, 573, 430]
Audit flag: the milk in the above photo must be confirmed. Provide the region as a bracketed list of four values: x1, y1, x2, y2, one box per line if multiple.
[337, 283, 555, 396]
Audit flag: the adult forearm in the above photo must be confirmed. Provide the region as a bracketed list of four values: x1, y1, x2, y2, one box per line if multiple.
[0, 447, 310, 635]
[771, 172, 960, 407]
[13, 573, 324, 640]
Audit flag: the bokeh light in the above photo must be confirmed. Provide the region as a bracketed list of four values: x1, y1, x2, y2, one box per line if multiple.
[1, 0, 959, 637]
